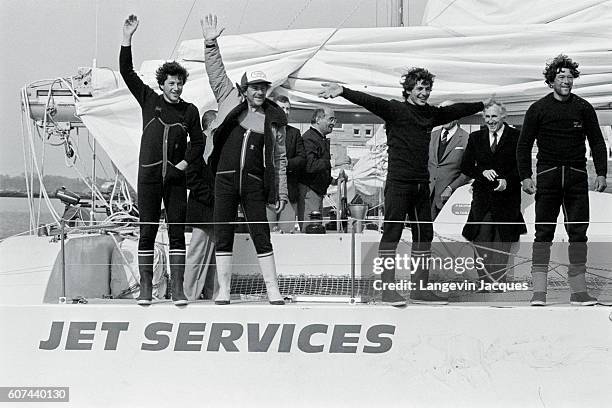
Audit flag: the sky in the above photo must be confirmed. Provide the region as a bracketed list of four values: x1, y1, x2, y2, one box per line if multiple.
[0, 0, 427, 177]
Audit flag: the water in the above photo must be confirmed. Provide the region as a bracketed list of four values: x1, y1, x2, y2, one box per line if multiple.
[0, 197, 65, 239]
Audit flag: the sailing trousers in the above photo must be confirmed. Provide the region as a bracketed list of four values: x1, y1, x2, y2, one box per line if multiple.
[214, 171, 272, 255]
[379, 181, 433, 286]
[138, 181, 187, 252]
[532, 164, 589, 275]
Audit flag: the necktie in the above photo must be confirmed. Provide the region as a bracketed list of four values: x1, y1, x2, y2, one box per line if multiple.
[437, 129, 449, 162]
[441, 129, 449, 145]
[491, 131, 498, 153]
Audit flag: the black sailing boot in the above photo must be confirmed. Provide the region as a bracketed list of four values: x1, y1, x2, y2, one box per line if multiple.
[409, 252, 448, 305]
[137, 251, 154, 306]
[380, 268, 406, 307]
[169, 250, 188, 306]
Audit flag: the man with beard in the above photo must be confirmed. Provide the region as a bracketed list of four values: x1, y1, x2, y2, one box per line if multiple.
[517, 54, 607, 306]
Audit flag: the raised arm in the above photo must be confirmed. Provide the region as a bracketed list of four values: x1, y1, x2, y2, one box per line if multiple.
[319, 83, 399, 122]
[201, 14, 235, 104]
[432, 102, 484, 128]
[119, 15, 156, 106]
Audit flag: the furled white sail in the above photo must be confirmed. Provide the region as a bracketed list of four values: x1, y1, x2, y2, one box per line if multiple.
[423, 0, 612, 26]
[77, 22, 612, 188]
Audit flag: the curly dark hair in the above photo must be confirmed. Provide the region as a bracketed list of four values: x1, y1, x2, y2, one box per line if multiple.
[543, 54, 580, 85]
[401, 67, 435, 100]
[155, 61, 189, 86]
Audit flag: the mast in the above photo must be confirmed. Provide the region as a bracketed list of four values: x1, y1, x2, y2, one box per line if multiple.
[390, 0, 405, 27]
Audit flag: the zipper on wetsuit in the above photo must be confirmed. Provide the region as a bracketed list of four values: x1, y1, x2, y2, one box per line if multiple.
[239, 129, 251, 195]
[162, 126, 169, 180]
[561, 165, 565, 188]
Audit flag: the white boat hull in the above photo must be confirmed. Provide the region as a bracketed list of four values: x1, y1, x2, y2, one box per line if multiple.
[1, 302, 611, 407]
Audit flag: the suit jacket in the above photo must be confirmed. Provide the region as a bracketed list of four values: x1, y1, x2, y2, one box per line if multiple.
[460, 124, 526, 242]
[285, 125, 306, 203]
[428, 126, 471, 210]
[185, 148, 215, 228]
[299, 127, 332, 196]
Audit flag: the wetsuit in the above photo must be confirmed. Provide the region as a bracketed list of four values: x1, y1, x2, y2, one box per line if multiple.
[204, 38, 287, 304]
[517, 92, 607, 285]
[120, 46, 204, 300]
[340, 87, 483, 296]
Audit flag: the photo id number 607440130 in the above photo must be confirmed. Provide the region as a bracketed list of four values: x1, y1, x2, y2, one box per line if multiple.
[0, 387, 69, 402]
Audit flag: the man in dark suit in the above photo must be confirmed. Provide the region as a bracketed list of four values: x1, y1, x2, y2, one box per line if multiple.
[428, 110, 471, 220]
[266, 95, 305, 232]
[183, 110, 217, 300]
[298, 107, 335, 230]
[461, 100, 526, 287]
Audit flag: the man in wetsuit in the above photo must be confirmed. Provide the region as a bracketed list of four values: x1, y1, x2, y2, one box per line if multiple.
[202, 14, 288, 305]
[121, 15, 204, 306]
[517, 54, 608, 306]
[320, 70, 484, 306]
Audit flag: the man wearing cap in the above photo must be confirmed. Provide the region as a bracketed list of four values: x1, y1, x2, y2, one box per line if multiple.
[201, 14, 288, 305]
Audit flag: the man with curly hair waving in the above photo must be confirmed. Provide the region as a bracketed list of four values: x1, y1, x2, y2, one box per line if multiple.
[120, 15, 204, 306]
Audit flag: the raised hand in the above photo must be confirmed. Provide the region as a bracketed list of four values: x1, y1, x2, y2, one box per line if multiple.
[319, 83, 343, 99]
[123, 14, 139, 38]
[200, 14, 225, 42]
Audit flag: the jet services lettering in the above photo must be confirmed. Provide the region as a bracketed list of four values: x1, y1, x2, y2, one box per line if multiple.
[39, 321, 395, 353]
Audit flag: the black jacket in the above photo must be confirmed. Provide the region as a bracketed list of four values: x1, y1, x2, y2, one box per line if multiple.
[341, 87, 483, 183]
[209, 99, 287, 204]
[461, 124, 526, 242]
[185, 147, 215, 228]
[286, 125, 306, 203]
[299, 127, 331, 196]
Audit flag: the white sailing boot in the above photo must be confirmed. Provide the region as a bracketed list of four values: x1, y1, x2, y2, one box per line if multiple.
[258, 252, 285, 305]
[214, 253, 233, 305]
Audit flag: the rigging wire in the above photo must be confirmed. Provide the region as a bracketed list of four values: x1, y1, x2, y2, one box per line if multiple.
[168, 0, 199, 60]
[236, 0, 250, 32]
[286, 0, 314, 30]
[424, 0, 459, 25]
